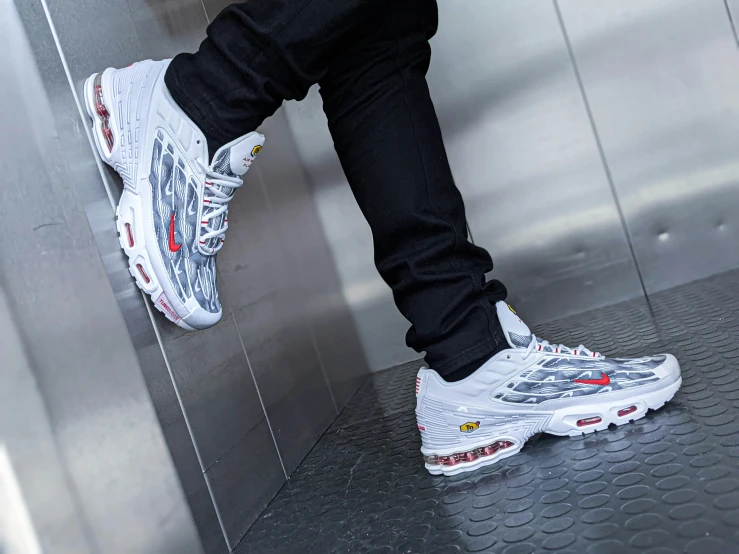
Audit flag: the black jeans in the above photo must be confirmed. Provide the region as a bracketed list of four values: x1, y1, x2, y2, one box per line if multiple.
[166, 0, 507, 376]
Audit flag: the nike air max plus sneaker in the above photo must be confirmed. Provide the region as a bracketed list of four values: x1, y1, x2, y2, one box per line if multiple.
[83, 60, 264, 330]
[416, 301, 682, 476]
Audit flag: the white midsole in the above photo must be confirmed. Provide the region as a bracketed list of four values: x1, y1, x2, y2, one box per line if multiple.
[422, 376, 681, 476]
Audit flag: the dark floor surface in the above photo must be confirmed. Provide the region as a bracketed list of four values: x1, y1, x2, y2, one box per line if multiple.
[237, 270, 739, 554]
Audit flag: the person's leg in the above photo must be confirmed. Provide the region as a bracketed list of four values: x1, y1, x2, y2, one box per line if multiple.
[317, 0, 507, 379]
[165, 0, 376, 155]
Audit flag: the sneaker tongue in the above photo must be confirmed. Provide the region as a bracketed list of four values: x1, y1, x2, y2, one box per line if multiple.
[495, 301, 533, 349]
[202, 132, 265, 252]
[210, 131, 265, 178]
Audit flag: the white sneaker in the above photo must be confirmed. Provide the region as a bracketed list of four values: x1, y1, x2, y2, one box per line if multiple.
[415, 301, 682, 476]
[83, 60, 264, 330]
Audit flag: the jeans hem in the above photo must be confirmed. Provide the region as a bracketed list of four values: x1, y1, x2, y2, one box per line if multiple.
[429, 337, 504, 378]
[165, 60, 231, 152]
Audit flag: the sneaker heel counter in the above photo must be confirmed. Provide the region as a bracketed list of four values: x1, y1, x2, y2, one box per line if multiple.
[414, 369, 432, 438]
[107, 60, 168, 188]
[415, 368, 437, 414]
[415, 370, 461, 450]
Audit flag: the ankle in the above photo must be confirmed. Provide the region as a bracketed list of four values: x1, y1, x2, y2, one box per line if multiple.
[441, 343, 507, 383]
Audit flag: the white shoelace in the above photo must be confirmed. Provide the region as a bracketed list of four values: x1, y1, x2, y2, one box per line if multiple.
[196, 158, 245, 255]
[523, 334, 601, 361]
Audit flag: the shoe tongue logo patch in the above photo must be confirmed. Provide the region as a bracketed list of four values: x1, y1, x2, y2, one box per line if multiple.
[251, 145, 262, 157]
[573, 372, 610, 386]
[460, 421, 480, 433]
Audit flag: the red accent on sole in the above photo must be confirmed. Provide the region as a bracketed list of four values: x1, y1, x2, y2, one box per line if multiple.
[576, 416, 602, 427]
[617, 405, 637, 417]
[136, 263, 151, 284]
[425, 440, 515, 467]
[93, 80, 114, 152]
[95, 101, 109, 118]
[102, 127, 114, 152]
[125, 223, 134, 248]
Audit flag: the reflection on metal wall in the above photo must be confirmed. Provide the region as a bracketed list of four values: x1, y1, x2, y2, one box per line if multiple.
[559, 0, 739, 293]
[285, 96, 415, 372]
[6, 0, 369, 551]
[428, 0, 643, 323]
[284, 0, 644, 370]
[0, 286, 92, 554]
[8, 0, 739, 546]
[0, 1, 203, 550]
[286, 0, 739, 371]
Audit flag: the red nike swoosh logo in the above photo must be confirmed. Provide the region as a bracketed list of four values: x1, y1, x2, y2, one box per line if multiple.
[573, 373, 610, 386]
[169, 213, 182, 253]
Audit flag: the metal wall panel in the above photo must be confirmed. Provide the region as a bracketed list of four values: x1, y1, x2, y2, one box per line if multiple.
[258, 108, 369, 411]
[0, 1, 203, 551]
[0, 288, 92, 554]
[15, 0, 278, 549]
[216, 110, 343, 475]
[284, 94, 418, 372]
[284, 0, 646, 370]
[14, 0, 370, 548]
[204, 418, 287, 550]
[428, 0, 644, 322]
[204, 0, 369, 458]
[559, 0, 739, 293]
[157, 303, 286, 548]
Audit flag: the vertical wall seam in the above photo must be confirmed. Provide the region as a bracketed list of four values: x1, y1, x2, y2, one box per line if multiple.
[228, 300, 289, 480]
[307, 321, 339, 414]
[553, 0, 652, 302]
[36, 0, 117, 212]
[724, 0, 739, 48]
[145, 303, 232, 550]
[6, 2, 103, 550]
[200, 0, 211, 24]
[38, 0, 231, 550]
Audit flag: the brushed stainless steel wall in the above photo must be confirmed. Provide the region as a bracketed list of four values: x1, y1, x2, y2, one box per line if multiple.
[285, 97, 416, 372]
[0, 283, 92, 554]
[284, 0, 645, 371]
[10, 0, 739, 546]
[427, 0, 644, 322]
[0, 1, 203, 551]
[559, 0, 739, 294]
[285, 0, 739, 371]
[7, 0, 369, 551]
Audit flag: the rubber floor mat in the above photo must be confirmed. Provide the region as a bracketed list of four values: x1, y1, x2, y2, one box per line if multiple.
[236, 270, 739, 554]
